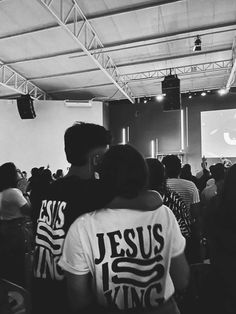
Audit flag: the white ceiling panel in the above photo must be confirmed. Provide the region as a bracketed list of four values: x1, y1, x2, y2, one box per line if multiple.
[0, 0, 235, 101]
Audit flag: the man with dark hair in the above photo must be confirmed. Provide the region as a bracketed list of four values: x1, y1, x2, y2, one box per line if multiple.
[162, 155, 201, 263]
[32, 122, 112, 314]
[162, 155, 200, 215]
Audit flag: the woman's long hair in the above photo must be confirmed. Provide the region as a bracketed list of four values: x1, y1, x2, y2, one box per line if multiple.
[0, 162, 18, 192]
[99, 144, 148, 199]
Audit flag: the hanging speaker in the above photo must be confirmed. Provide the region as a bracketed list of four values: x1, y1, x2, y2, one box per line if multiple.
[17, 94, 36, 119]
[162, 75, 181, 111]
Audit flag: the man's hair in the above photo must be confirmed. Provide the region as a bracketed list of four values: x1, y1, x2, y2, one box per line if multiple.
[0, 162, 18, 191]
[99, 144, 148, 199]
[146, 158, 165, 192]
[162, 154, 182, 178]
[64, 122, 111, 166]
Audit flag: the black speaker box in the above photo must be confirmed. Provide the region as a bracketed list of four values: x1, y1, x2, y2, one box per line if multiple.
[17, 94, 36, 119]
[162, 75, 181, 111]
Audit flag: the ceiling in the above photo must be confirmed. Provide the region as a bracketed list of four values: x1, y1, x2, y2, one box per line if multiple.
[0, 0, 236, 103]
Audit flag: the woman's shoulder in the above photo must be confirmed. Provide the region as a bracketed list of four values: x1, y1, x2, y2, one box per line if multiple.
[3, 188, 22, 196]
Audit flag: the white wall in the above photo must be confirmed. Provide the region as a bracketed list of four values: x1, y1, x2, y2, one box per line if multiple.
[0, 99, 104, 175]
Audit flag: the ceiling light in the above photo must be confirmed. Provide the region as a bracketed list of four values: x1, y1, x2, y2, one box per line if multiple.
[201, 91, 206, 96]
[156, 94, 164, 101]
[218, 88, 228, 96]
[193, 35, 201, 51]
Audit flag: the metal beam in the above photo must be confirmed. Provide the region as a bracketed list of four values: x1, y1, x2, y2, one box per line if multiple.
[226, 37, 236, 91]
[37, 0, 134, 103]
[47, 61, 232, 94]
[27, 48, 231, 81]
[3, 22, 236, 66]
[0, 61, 47, 99]
[117, 47, 231, 67]
[121, 60, 232, 82]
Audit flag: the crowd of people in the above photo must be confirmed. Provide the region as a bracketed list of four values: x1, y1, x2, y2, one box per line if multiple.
[0, 121, 235, 314]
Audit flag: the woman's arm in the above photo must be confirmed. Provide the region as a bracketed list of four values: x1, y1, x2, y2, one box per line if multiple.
[170, 252, 190, 291]
[65, 271, 96, 314]
[19, 202, 31, 216]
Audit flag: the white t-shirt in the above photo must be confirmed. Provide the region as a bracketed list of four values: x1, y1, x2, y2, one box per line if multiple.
[0, 188, 27, 220]
[59, 205, 185, 311]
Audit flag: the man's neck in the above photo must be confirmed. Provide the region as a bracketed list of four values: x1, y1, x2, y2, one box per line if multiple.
[66, 165, 93, 180]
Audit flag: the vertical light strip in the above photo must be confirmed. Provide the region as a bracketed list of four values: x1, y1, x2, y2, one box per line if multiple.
[186, 106, 189, 148]
[155, 138, 159, 155]
[151, 140, 155, 158]
[126, 126, 130, 143]
[122, 128, 126, 144]
[181, 109, 184, 151]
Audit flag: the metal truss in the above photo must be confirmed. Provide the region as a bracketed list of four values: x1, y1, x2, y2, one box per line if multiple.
[121, 60, 232, 82]
[226, 37, 236, 91]
[37, 0, 134, 103]
[0, 61, 47, 99]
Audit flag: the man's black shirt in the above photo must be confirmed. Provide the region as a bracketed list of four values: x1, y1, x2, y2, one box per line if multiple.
[32, 176, 113, 314]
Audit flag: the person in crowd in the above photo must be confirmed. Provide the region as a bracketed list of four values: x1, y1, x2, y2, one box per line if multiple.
[26, 167, 39, 195]
[220, 157, 232, 169]
[32, 122, 112, 314]
[0, 162, 32, 288]
[31, 168, 54, 226]
[201, 163, 225, 206]
[161, 155, 200, 219]
[16, 168, 29, 195]
[195, 157, 211, 192]
[200, 163, 225, 261]
[22, 171, 27, 180]
[205, 165, 215, 187]
[162, 155, 201, 263]
[146, 158, 191, 240]
[206, 164, 236, 314]
[54, 169, 64, 180]
[59, 144, 189, 314]
[180, 164, 198, 186]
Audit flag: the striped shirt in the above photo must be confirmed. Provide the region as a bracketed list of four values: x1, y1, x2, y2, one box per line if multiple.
[166, 178, 200, 212]
[163, 189, 191, 239]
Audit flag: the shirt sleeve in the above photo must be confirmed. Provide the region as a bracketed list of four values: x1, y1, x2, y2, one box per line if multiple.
[7, 188, 27, 207]
[58, 217, 90, 275]
[169, 209, 186, 258]
[192, 183, 200, 204]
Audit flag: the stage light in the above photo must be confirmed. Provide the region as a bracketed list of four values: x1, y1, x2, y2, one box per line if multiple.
[181, 109, 184, 151]
[156, 94, 164, 101]
[193, 35, 201, 52]
[122, 128, 126, 144]
[151, 140, 155, 158]
[218, 88, 228, 96]
[201, 91, 206, 96]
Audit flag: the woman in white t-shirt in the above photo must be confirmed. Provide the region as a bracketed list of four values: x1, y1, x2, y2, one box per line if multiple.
[0, 162, 32, 287]
[59, 145, 189, 314]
